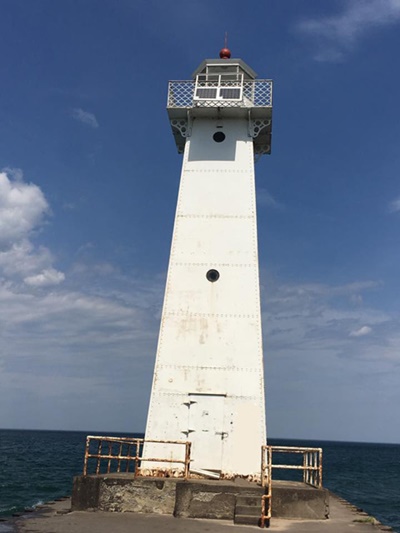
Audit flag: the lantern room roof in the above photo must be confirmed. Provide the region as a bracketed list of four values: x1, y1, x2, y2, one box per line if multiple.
[192, 58, 258, 80]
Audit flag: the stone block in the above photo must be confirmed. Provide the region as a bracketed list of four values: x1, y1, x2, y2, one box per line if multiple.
[272, 481, 329, 519]
[71, 476, 101, 511]
[98, 476, 178, 515]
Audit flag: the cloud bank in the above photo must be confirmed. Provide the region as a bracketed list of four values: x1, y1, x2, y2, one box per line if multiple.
[262, 275, 400, 441]
[0, 169, 399, 440]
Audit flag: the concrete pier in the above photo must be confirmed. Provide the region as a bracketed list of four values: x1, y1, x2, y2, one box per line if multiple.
[11, 493, 393, 532]
[71, 475, 329, 521]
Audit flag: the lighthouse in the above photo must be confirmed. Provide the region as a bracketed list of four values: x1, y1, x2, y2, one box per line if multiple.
[144, 47, 273, 477]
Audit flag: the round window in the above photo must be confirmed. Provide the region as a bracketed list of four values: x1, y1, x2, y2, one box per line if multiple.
[213, 132, 226, 143]
[206, 269, 220, 282]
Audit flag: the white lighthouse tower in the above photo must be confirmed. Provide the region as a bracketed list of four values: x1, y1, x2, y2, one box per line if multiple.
[144, 47, 272, 477]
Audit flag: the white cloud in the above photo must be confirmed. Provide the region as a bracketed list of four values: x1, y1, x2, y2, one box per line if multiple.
[24, 268, 66, 287]
[0, 169, 65, 286]
[71, 107, 99, 128]
[0, 240, 52, 277]
[349, 325, 372, 337]
[388, 196, 400, 213]
[297, 0, 400, 61]
[0, 170, 49, 248]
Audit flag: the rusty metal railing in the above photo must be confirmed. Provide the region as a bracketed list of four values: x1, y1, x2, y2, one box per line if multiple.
[261, 445, 323, 489]
[260, 445, 322, 528]
[260, 446, 272, 528]
[83, 435, 191, 478]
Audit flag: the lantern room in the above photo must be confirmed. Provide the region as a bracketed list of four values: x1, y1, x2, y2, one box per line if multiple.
[167, 57, 273, 156]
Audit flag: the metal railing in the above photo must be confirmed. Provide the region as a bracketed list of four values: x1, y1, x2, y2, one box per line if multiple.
[167, 79, 273, 109]
[83, 435, 191, 479]
[261, 445, 323, 489]
[260, 446, 272, 528]
[259, 445, 322, 528]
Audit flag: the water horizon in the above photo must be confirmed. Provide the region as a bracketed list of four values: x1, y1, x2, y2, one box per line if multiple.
[1, 426, 399, 447]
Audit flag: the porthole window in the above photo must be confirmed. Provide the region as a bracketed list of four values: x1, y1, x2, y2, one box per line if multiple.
[206, 269, 220, 282]
[213, 132, 226, 143]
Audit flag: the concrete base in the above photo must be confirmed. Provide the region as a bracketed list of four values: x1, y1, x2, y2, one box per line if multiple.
[72, 475, 329, 521]
[272, 481, 329, 519]
[72, 474, 178, 515]
[175, 479, 263, 520]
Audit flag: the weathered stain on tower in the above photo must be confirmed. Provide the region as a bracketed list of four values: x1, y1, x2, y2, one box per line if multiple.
[143, 48, 273, 477]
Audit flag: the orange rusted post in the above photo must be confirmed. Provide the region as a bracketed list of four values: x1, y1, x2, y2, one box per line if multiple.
[184, 441, 191, 478]
[125, 444, 131, 473]
[95, 439, 102, 475]
[134, 439, 140, 477]
[318, 448, 323, 489]
[261, 445, 265, 487]
[83, 436, 90, 475]
[116, 442, 122, 473]
[107, 441, 112, 473]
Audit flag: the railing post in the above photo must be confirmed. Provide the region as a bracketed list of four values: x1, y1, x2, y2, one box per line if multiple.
[134, 439, 140, 477]
[107, 441, 112, 474]
[117, 442, 123, 473]
[96, 439, 102, 475]
[268, 446, 272, 488]
[83, 436, 90, 475]
[184, 441, 191, 479]
[260, 447, 272, 528]
[319, 449, 323, 489]
[261, 446, 265, 487]
[126, 444, 131, 473]
[313, 452, 316, 486]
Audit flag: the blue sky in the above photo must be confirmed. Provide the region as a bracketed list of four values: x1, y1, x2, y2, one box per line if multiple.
[1, 0, 400, 443]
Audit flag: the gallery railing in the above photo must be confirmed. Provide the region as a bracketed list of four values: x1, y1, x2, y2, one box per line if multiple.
[167, 79, 273, 109]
